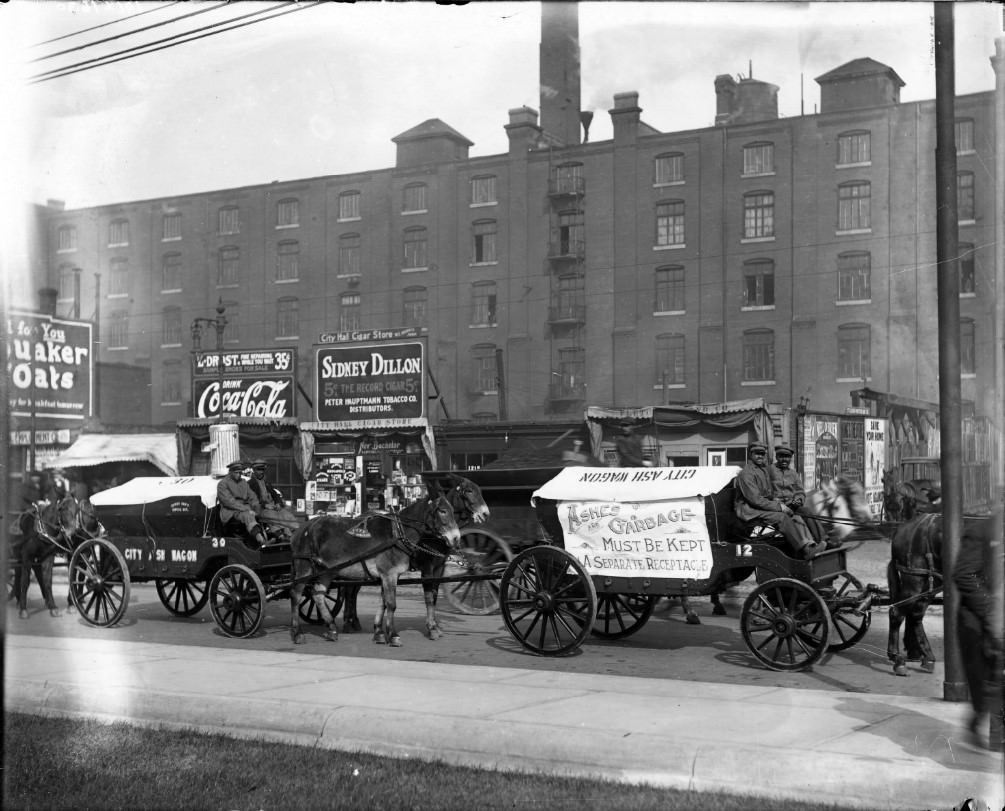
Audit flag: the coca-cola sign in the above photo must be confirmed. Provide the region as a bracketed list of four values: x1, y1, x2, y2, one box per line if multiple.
[194, 378, 293, 419]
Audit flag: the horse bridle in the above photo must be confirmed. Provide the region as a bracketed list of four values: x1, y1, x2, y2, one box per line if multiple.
[31, 497, 81, 555]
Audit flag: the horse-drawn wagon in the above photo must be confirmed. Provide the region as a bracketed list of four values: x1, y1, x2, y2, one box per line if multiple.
[495, 465, 888, 671]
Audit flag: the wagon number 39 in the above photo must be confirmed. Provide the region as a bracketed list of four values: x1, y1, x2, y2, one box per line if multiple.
[211, 537, 227, 548]
[735, 544, 753, 557]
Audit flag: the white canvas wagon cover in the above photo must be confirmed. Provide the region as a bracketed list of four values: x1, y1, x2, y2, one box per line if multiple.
[90, 476, 221, 539]
[531, 466, 742, 582]
[90, 476, 220, 509]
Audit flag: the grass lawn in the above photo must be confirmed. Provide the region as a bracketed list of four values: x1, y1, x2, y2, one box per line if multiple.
[3, 711, 867, 811]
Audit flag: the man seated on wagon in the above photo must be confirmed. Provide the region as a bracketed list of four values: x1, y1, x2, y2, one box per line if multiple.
[769, 444, 835, 548]
[735, 442, 824, 559]
[249, 459, 284, 511]
[216, 461, 270, 547]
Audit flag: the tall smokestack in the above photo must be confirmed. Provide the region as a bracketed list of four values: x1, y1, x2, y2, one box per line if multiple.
[539, 2, 581, 146]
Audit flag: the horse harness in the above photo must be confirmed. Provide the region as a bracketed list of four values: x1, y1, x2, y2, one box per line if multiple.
[891, 512, 943, 605]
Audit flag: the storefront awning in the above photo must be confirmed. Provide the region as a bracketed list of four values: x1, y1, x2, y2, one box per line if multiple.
[44, 433, 178, 476]
[299, 418, 437, 471]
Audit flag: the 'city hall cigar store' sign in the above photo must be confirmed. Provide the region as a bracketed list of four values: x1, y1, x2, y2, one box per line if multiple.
[192, 348, 296, 419]
[315, 341, 425, 423]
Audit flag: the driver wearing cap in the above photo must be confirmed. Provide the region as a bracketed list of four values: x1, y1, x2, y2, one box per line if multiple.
[216, 460, 268, 547]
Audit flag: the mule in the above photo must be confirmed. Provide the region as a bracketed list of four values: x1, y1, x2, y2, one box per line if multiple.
[10, 495, 82, 619]
[289, 491, 462, 646]
[882, 468, 941, 523]
[338, 473, 490, 634]
[681, 476, 877, 623]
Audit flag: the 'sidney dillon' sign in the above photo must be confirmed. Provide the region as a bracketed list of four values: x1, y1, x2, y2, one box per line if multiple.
[315, 341, 425, 423]
[192, 348, 296, 419]
[557, 497, 713, 579]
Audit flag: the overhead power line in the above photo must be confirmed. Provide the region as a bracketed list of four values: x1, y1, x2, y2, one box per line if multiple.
[30, 2, 184, 48]
[28, 2, 318, 85]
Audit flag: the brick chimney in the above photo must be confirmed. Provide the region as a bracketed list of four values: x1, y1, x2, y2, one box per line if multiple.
[505, 106, 542, 156]
[539, 2, 581, 146]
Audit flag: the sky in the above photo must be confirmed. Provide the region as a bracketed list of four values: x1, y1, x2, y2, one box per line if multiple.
[2, 1, 1003, 212]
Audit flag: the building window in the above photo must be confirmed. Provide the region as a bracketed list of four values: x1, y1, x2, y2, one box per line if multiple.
[552, 162, 584, 195]
[655, 265, 685, 312]
[162, 306, 182, 346]
[403, 226, 428, 270]
[656, 201, 685, 246]
[742, 329, 774, 381]
[218, 206, 240, 235]
[959, 243, 975, 295]
[108, 218, 129, 247]
[837, 131, 871, 165]
[743, 142, 774, 175]
[471, 281, 497, 326]
[957, 171, 975, 221]
[470, 175, 497, 205]
[655, 153, 684, 185]
[339, 292, 361, 332]
[838, 181, 871, 231]
[655, 333, 685, 386]
[742, 259, 775, 308]
[837, 252, 871, 301]
[109, 310, 129, 349]
[955, 119, 974, 154]
[554, 273, 584, 320]
[162, 213, 182, 241]
[472, 343, 497, 393]
[743, 192, 774, 238]
[109, 257, 128, 296]
[57, 266, 75, 301]
[338, 191, 360, 221]
[276, 297, 298, 338]
[162, 360, 182, 405]
[402, 183, 427, 213]
[961, 319, 975, 375]
[218, 246, 240, 286]
[162, 253, 182, 291]
[339, 233, 360, 276]
[402, 286, 427, 328]
[222, 300, 239, 343]
[276, 198, 299, 228]
[57, 225, 77, 252]
[837, 324, 871, 379]
[472, 219, 497, 264]
[276, 240, 299, 282]
[556, 347, 585, 397]
[556, 210, 584, 255]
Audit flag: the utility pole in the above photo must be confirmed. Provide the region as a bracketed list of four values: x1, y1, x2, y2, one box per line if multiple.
[933, 2, 966, 702]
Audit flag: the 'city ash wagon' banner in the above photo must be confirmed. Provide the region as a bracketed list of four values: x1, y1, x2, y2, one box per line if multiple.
[192, 348, 296, 419]
[558, 498, 713, 580]
[315, 341, 425, 423]
[6, 310, 93, 421]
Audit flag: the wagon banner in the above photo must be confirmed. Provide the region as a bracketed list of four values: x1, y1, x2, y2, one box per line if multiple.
[556, 498, 714, 580]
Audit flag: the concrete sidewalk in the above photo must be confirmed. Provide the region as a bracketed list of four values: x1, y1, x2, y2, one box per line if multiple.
[5, 633, 1002, 811]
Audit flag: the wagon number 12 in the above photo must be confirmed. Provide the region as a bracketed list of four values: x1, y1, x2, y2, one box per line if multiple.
[735, 544, 753, 557]
[211, 537, 227, 548]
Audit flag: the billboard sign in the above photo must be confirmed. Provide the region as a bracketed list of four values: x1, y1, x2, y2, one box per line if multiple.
[6, 310, 93, 421]
[315, 341, 425, 423]
[191, 348, 296, 420]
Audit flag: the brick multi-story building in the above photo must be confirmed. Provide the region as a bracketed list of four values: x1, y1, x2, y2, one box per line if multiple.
[27, 5, 1003, 471]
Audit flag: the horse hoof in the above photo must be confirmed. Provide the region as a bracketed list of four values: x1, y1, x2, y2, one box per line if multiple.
[388, 635, 402, 647]
[49, 608, 61, 618]
[712, 605, 727, 617]
[427, 627, 442, 641]
[18, 609, 29, 619]
[322, 631, 338, 642]
[373, 633, 387, 645]
[686, 613, 701, 625]
[292, 633, 305, 645]
[894, 664, 909, 677]
[921, 659, 935, 673]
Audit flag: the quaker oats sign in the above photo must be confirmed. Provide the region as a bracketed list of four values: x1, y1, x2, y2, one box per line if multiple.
[558, 498, 713, 579]
[315, 341, 425, 423]
[192, 348, 296, 419]
[6, 311, 93, 421]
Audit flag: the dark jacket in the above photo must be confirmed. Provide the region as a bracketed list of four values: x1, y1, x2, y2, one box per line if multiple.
[769, 464, 805, 508]
[735, 461, 786, 522]
[216, 476, 260, 524]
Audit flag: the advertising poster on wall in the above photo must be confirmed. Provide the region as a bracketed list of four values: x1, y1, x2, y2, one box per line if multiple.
[191, 348, 297, 420]
[800, 414, 887, 519]
[315, 341, 425, 423]
[863, 418, 887, 518]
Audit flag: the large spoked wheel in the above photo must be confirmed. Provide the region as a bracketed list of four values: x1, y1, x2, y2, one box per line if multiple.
[441, 528, 514, 615]
[824, 572, 872, 652]
[156, 579, 209, 617]
[741, 577, 830, 671]
[297, 586, 345, 625]
[209, 564, 266, 638]
[592, 593, 657, 639]
[69, 538, 131, 628]
[500, 546, 597, 656]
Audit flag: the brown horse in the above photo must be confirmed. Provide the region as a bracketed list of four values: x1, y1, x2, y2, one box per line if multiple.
[882, 468, 941, 523]
[10, 495, 82, 619]
[289, 491, 461, 646]
[337, 473, 490, 634]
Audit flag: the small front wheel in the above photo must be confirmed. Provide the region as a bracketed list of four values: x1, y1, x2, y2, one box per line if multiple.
[825, 572, 872, 651]
[441, 528, 513, 615]
[500, 546, 596, 656]
[209, 564, 266, 638]
[156, 579, 209, 617]
[741, 577, 830, 671]
[592, 593, 656, 640]
[69, 538, 131, 627]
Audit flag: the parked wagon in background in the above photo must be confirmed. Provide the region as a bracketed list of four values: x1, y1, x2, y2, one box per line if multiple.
[495, 466, 887, 671]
